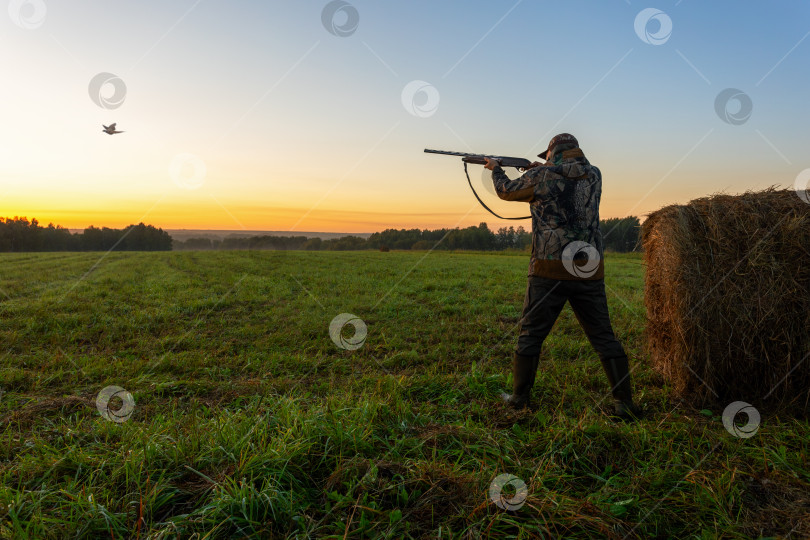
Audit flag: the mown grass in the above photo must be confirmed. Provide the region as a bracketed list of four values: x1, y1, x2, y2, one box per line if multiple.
[0, 250, 808, 538]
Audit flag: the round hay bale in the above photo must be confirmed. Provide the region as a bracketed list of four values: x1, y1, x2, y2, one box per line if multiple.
[642, 187, 810, 412]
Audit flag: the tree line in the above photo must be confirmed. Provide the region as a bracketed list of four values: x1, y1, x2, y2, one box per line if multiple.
[1, 216, 639, 253]
[0, 217, 172, 252]
[174, 217, 641, 252]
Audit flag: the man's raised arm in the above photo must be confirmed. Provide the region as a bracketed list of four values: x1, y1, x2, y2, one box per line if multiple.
[484, 158, 560, 203]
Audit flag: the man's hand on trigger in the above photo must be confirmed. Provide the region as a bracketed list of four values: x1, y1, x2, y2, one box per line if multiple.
[526, 161, 543, 169]
[484, 157, 501, 170]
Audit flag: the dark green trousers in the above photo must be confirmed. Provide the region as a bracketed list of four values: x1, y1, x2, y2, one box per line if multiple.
[516, 276, 626, 362]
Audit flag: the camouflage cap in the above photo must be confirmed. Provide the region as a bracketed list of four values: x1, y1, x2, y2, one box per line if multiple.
[538, 133, 579, 160]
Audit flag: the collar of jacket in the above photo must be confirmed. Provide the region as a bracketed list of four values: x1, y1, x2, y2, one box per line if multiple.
[547, 148, 590, 179]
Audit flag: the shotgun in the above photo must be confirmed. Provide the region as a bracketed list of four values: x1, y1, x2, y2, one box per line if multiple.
[424, 149, 534, 170]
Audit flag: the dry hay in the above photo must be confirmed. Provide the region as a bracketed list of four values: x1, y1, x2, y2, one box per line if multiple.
[642, 187, 810, 412]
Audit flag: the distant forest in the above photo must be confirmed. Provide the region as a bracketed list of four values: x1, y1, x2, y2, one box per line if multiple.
[0, 217, 172, 252]
[175, 217, 641, 253]
[0, 216, 640, 253]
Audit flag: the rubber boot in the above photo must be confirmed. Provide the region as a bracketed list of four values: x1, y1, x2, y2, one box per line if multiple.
[501, 353, 539, 409]
[600, 356, 643, 422]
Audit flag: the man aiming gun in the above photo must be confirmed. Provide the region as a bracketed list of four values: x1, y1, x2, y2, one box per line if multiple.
[484, 133, 642, 422]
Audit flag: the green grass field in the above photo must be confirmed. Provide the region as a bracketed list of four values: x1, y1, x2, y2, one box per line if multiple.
[0, 250, 808, 538]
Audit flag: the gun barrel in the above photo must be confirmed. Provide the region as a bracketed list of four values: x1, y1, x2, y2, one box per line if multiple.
[424, 149, 469, 157]
[424, 149, 495, 159]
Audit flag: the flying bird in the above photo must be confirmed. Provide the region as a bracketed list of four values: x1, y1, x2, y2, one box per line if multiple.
[102, 123, 124, 135]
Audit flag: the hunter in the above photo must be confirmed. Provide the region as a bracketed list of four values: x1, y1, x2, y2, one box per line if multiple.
[484, 133, 642, 422]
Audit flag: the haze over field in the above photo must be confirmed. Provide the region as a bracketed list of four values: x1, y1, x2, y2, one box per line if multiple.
[2, 1, 809, 233]
[66, 229, 372, 242]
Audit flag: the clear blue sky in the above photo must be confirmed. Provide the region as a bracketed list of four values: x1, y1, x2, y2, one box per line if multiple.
[1, 0, 808, 231]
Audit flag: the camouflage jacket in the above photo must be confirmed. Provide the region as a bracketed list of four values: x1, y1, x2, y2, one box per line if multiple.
[491, 148, 604, 280]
